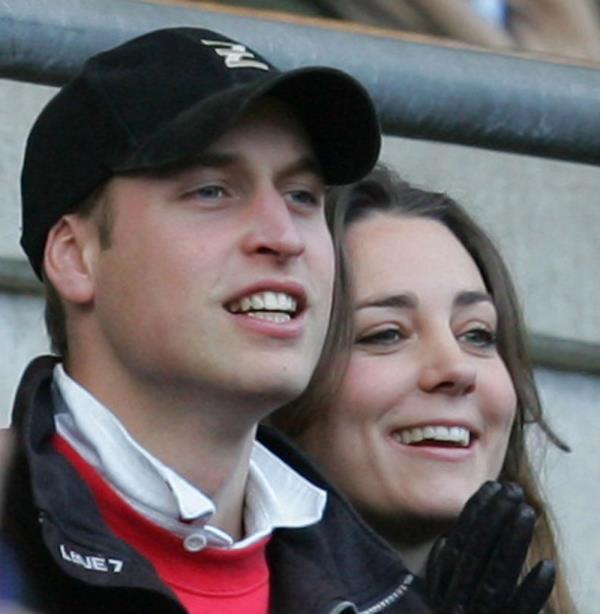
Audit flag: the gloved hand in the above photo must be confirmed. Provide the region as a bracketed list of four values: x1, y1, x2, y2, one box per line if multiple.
[425, 481, 555, 614]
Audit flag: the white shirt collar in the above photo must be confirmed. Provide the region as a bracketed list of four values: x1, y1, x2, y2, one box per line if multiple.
[52, 364, 326, 549]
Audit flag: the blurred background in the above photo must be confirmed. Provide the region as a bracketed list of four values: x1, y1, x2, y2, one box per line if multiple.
[1, 1, 599, 611]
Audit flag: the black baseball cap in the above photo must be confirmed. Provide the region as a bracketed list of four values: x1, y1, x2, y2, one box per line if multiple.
[20, 27, 381, 279]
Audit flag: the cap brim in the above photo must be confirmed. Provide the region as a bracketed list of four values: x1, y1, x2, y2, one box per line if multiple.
[115, 67, 380, 185]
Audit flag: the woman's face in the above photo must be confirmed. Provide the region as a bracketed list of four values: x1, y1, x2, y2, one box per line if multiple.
[301, 213, 517, 526]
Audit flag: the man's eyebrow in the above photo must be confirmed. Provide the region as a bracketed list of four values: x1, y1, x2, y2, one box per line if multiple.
[183, 153, 322, 180]
[276, 156, 323, 181]
[142, 152, 239, 179]
[355, 293, 417, 310]
[192, 152, 239, 168]
[453, 291, 494, 308]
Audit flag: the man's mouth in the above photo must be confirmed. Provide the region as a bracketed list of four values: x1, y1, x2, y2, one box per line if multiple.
[392, 425, 472, 448]
[226, 291, 299, 324]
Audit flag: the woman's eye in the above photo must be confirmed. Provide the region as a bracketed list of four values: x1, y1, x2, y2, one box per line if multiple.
[356, 328, 405, 346]
[460, 328, 497, 348]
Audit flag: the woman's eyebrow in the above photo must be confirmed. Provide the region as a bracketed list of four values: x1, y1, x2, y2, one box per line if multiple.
[453, 290, 494, 308]
[355, 293, 417, 310]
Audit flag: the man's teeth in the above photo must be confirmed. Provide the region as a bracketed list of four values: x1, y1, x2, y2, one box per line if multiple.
[227, 291, 298, 317]
[396, 426, 470, 447]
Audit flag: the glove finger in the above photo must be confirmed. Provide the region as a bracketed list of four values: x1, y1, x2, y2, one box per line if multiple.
[469, 502, 536, 613]
[430, 481, 502, 587]
[444, 483, 524, 608]
[426, 481, 501, 604]
[507, 560, 556, 614]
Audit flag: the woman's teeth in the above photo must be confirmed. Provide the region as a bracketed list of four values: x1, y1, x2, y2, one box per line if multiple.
[395, 425, 471, 447]
[247, 312, 291, 323]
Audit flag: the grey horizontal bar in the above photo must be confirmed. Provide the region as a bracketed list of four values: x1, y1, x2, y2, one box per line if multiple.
[0, 257, 42, 295]
[529, 334, 600, 376]
[0, 257, 598, 374]
[2, 1, 600, 164]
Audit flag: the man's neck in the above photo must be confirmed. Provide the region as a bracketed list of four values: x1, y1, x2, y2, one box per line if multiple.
[63, 359, 264, 541]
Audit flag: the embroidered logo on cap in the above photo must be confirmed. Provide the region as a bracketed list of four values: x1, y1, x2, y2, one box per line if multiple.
[201, 39, 270, 70]
[60, 544, 124, 573]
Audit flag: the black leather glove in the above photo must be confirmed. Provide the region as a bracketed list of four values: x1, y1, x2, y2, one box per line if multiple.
[425, 481, 555, 614]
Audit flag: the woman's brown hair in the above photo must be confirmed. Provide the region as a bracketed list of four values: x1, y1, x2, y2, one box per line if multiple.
[272, 165, 576, 613]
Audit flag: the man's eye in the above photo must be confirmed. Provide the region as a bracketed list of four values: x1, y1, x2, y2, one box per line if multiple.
[195, 185, 226, 199]
[356, 328, 405, 346]
[460, 328, 497, 348]
[286, 190, 320, 206]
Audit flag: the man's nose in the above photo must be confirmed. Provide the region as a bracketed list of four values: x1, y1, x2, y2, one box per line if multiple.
[417, 333, 477, 396]
[240, 188, 306, 260]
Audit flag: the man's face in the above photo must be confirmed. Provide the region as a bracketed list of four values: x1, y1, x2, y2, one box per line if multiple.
[83, 99, 334, 415]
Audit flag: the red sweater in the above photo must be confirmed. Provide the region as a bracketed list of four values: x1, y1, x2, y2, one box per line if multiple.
[53, 434, 271, 613]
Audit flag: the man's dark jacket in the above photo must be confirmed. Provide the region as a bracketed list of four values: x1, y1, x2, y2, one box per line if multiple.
[1, 356, 431, 613]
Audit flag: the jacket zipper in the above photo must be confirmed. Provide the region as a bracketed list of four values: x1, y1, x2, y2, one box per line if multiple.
[328, 574, 415, 614]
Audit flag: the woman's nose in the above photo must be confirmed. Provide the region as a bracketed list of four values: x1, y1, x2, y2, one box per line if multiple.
[417, 335, 477, 396]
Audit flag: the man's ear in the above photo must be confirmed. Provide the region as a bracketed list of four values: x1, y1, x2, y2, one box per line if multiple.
[43, 215, 98, 304]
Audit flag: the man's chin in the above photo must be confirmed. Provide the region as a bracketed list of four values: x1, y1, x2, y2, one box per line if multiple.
[238, 373, 312, 414]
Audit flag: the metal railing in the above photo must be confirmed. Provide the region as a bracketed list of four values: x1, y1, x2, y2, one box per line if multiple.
[3, 0, 600, 163]
[0, 0, 598, 374]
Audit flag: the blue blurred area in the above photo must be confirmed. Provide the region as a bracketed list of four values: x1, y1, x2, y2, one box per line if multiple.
[470, 0, 509, 28]
[0, 533, 24, 603]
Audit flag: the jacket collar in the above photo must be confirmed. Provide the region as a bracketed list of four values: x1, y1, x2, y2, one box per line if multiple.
[9, 356, 426, 613]
[9, 356, 178, 598]
[258, 427, 425, 613]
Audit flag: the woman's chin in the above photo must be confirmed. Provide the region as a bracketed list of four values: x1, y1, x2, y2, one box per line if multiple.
[410, 477, 489, 519]
[398, 489, 472, 524]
